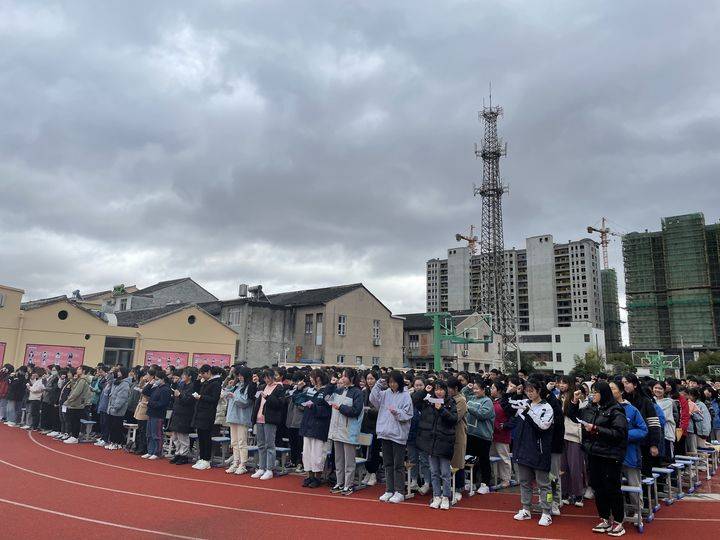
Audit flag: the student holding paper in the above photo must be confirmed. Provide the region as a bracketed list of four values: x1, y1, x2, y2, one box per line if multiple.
[251, 368, 285, 480]
[191, 365, 223, 470]
[328, 368, 365, 496]
[295, 368, 334, 488]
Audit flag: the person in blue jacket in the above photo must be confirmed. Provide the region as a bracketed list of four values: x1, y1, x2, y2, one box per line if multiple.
[142, 371, 172, 460]
[295, 368, 334, 489]
[611, 380, 647, 518]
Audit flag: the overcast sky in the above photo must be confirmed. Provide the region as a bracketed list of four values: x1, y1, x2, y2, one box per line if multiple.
[2, 1, 719, 341]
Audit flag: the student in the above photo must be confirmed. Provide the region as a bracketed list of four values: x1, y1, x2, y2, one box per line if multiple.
[652, 381, 676, 461]
[94, 368, 114, 447]
[6, 366, 26, 426]
[106, 367, 131, 450]
[558, 376, 586, 506]
[371, 370, 413, 504]
[53, 369, 72, 439]
[489, 380, 513, 488]
[285, 372, 306, 472]
[466, 380, 495, 495]
[0, 364, 10, 422]
[408, 377, 431, 493]
[622, 374, 662, 477]
[568, 381, 628, 537]
[360, 370, 381, 486]
[191, 365, 223, 470]
[688, 387, 712, 449]
[132, 370, 152, 455]
[327, 368, 365, 496]
[224, 366, 255, 474]
[511, 379, 555, 527]
[295, 368, 333, 488]
[705, 386, 720, 443]
[168, 367, 200, 465]
[24, 369, 46, 430]
[417, 379, 457, 510]
[447, 377, 468, 505]
[143, 371, 171, 460]
[63, 367, 92, 444]
[250, 368, 285, 480]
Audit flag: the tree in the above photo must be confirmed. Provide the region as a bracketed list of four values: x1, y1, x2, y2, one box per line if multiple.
[570, 349, 605, 377]
[607, 352, 637, 375]
[686, 352, 720, 376]
[503, 351, 542, 375]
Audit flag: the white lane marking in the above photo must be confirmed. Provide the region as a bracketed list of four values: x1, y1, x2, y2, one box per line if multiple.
[0, 496, 206, 540]
[0, 456, 564, 540]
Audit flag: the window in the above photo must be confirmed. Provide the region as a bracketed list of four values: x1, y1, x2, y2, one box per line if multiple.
[555, 335, 561, 343]
[305, 314, 314, 334]
[316, 314, 323, 346]
[584, 334, 591, 343]
[372, 319, 380, 340]
[0, 293, 4, 307]
[338, 314, 346, 336]
[355, 355, 363, 365]
[227, 307, 242, 326]
[372, 357, 380, 366]
[409, 334, 419, 349]
[556, 353, 562, 362]
[518, 334, 552, 343]
[336, 355, 345, 365]
[415, 361, 428, 370]
[483, 342, 489, 353]
[58, 310, 68, 320]
[119, 298, 128, 311]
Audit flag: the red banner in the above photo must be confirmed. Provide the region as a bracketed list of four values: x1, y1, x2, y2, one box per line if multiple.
[24, 344, 85, 369]
[0, 342, 5, 364]
[192, 353, 232, 368]
[144, 350, 189, 370]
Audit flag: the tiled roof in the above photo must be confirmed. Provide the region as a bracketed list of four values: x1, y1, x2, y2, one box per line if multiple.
[266, 283, 363, 307]
[398, 310, 476, 330]
[132, 278, 190, 296]
[114, 304, 190, 327]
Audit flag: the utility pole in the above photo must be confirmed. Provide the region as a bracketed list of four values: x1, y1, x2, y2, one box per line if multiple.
[680, 336, 686, 378]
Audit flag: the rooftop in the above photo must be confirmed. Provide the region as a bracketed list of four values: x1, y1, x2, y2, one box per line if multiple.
[266, 283, 364, 307]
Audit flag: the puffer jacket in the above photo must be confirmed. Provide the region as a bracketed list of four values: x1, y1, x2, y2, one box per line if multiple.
[369, 379, 413, 445]
[467, 395, 495, 441]
[28, 379, 46, 401]
[251, 383, 286, 426]
[416, 395, 458, 459]
[327, 386, 364, 445]
[625, 391, 662, 449]
[568, 400, 628, 463]
[97, 375, 112, 414]
[191, 376, 222, 430]
[621, 401, 648, 469]
[655, 397, 676, 442]
[168, 380, 200, 433]
[225, 383, 254, 427]
[407, 390, 424, 445]
[296, 384, 333, 441]
[107, 377, 132, 417]
[145, 382, 172, 419]
[511, 399, 554, 472]
[65, 376, 90, 409]
[42, 374, 60, 404]
[285, 386, 305, 429]
[546, 391, 565, 454]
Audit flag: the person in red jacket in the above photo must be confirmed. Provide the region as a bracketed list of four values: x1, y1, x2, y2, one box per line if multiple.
[667, 379, 689, 455]
[490, 380, 512, 488]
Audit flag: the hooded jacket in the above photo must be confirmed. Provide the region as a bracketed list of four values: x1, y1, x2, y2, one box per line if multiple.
[145, 381, 172, 419]
[416, 395, 458, 459]
[369, 379, 414, 445]
[296, 384, 333, 441]
[467, 394, 495, 441]
[108, 377, 132, 417]
[225, 383, 254, 427]
[327, 385, 364, 445]
[27, 379, 46, 401]
[511, 399, 554, 472]
[568, 399, 628, 463]
[620, 401, 648, 469]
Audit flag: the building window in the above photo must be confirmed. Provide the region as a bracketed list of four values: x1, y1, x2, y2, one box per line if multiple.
[227, 307, 241, 326]
[0, 293, 5, 308]
[556, 353, 562, 362]
[584, 334, 591, 343]
[315, 313, 323, 346]
[555, 335, 561, 343]
[305, 314, 314, 334]
[483, 342, 489, 353]
[409, 334, 419, 349]
[372, 357, 380, 366]
[336, 355, 345, 365]
[338, 315, 346, 336]
[372, 319, 380, 340]
[355, 356, 363, 365]
[119, 298, 128, 311]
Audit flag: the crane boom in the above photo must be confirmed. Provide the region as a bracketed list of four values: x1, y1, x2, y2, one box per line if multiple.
[586, 217, 621, 269]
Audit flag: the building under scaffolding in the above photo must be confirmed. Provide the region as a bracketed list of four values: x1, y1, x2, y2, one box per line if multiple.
[601, 268, 622, 353]
[623, 213, 720, 350]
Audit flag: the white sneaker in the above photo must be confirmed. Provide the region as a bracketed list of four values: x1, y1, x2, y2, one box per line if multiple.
[63, 437, 78, 444]
[234, 466, 248, 475]
[452, 492, 462, 505]
[21, 425, 31, 430]
[226, 464, 238, 474]
[538, 514, 552, 527]
[6, 422, 16, 427]
[361, 473, 371, 484]
[379, 492, 393, 502]
[429, 496, 441, 509]
[141, 454, 151, 459]
[47, 431, 59, 437]
[365, 473, 377, 486]
[259, 470, 273, 480]
[418, 484, 431, 495]
[440, 496, 450, 510]
[408, 480, 419, 492]
[478, 483, 490, 495]
[94, 439, 106, 447]
[513, 509, 532, 521]
[389, 492, 404, 504]
[193, 460, 211, 470]
[551, 503, 561, 516]
[148, 455, 159, 460]
[104, 444, 114, 449]
[251, 469, 265, 479]
[584, 486, 595, 499]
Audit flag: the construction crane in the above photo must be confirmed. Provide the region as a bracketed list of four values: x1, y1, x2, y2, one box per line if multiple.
[455, 225, 478, 255]
[587, 217, 623, 269]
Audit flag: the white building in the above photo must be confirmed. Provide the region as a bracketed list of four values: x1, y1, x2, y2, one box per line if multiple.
[518, 322, 606, 374]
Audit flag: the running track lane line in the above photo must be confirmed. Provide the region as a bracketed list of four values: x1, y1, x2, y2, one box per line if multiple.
[0, 457, 564, 540]
[24, 433, 720, 523]
[25, 432, 552, 518]
[0, 496, 206, 540]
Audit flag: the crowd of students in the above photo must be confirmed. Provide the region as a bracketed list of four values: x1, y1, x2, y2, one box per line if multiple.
[1, 360, 719, 536]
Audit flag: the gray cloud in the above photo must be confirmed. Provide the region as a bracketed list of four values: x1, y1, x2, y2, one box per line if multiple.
[2, 1, 720, 332]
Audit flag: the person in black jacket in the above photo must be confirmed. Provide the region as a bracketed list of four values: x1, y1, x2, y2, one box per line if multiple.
[544, 379, 565, 516]
[168, 367, 200, 465]
[142, 371, 172, 460]
[416, 379, 457, 510]
[191, 365, 223, 470]
[296, 368, 333, 488]
[251, 368, 286, 480]
[360, 370, 381, 486]
[622, 374, 662, 477]
[6, 367, 27, 426]
[567, 381, 628, 536]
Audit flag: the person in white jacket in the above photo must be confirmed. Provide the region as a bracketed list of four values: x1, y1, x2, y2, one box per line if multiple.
[24, 370, 46, 430]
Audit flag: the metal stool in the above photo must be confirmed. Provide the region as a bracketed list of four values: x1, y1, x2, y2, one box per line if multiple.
[641, 475, 659, 520]
[210, 436, 231, 467]
[652, 467, 675, 504]
[676, 458, 700, 491]
[79, 419, 96, 443]
[621, 485, 644, 533]
[669, 462, 686, 498]
[123, 422, 138, 449]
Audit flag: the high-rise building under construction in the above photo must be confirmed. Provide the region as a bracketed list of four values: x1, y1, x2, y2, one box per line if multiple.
[623, 213, 720, 350]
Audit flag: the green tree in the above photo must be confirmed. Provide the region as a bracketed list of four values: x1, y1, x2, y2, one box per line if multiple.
[686, 352, 720, 376]
[570, 349, 605, 377]
[608, 352, 637, 375]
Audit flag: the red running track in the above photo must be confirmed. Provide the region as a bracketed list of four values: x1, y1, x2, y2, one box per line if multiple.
[1, 424, 719, 539]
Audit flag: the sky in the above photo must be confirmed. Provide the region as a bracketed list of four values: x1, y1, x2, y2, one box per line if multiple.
[2, 1, 720, 342]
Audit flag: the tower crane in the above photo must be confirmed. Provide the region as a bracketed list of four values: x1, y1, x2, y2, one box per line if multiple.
[455, 225, 478, 255]
[587, 217, 623, 269]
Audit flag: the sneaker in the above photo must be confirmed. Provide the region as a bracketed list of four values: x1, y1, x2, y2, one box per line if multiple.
[574, 498, 585, 508]
[440, 496, 450, 510]
[361, 472, 371, 484]
[251, 469, 266, 479]
[452, 492, 462, 505]
[94, 439, 106, 447]
[47, 431, 59, 437]
[408, 480, 419, 492]
[551, 503, 561, 516]
[538, 514, 552, 527]
[308, 477, 321, 488]
[6, 422, 16, 427]
[429, 496, 442, 509]
[478, 483, 490, 495]
[60, 434, 70, 440]
[561, 498, 571, 506]
[21, 425, 31, 430]
[295, 464, 304, 473]
[193, 460, 211, 470]
[341, 486, 354, 496]
[379, 492, 393, 502]
[104, 444, 114, 449]
[259, 470, 273, 480]
[234, 466, 248, 475]
[607, 524, 626, 537]
[514, 509, 532, 521]
[592, 519, 612, 533]
[365, 473, 377, 486]
[141, 454, 152, 459]
[389, 492, 404, 504]
[302, 477, 313, 487]
[584, 487, 595, 499]
[148, 455, 159, 460]
[418, 484, 431, 495]
[330, 484, 343, 494]
[226, 464, 238, 474]
[63, 437, 78, 444]
[498, 481, 511, 489]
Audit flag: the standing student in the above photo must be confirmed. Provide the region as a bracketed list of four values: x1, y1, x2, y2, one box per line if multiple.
[407, 377, 431, 493]
[568, 381, 628, 537]
[489, 380, 513, 488]
[652, 381, 677, 461]
[143, 371, 171, 460]
[371, 370, 413, 504]
[106, 367, 131, 450]
[447, 377, 468, 505]
[285, 372, 306, 472]
[416, 379, 457, 510]
[53, 369, 71, 439]
[224, 366, 255, 474]
[544, 378, 565, 516]
[94, 368, 113, 447]
[623, 374, 662, 477]
[466, 380, 495, 495]
[0, 365, 10, 422]
[511, 379, 555, 527]
[132, 370, 152, 455]
[168, 367, 200, 465]
[558, 376, 587, 506]
[360, 370, 381, 486]
[327, 368, 365, 496]
[24, 369, 46, 430]
[63, 367, 91, 444]
[688, 388, 712, 449]
[296, 368, 333, 488]
[6, 367, 26, 426]
[191, 365, 223, 470]
[251, 368, 285, 480]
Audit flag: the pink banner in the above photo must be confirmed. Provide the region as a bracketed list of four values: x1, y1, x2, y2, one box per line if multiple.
[24, 344, 85, 369]
[192, 353, 232, 368]
[0, 342, 5, 364]
[144, 350, 189, 370]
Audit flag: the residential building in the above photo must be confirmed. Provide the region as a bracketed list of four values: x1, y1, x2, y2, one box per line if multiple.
[101, 278, 218, 313]
[623, 213, 720, 350]
[601, 269, 623, 353]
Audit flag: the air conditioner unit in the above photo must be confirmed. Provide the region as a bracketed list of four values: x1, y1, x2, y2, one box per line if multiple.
[373, 338, 381, 346]
[461, 349, 469, 357]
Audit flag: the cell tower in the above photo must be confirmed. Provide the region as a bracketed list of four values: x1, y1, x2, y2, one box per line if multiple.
[473, 90, 519, 368]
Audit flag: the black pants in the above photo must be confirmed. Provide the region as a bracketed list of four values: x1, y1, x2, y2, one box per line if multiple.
[135, 420, 148, 452]
[466, 436, 493, 486]
[588, 454, 624, 522]
[381, 439, 406, 494]
[28, 400, 42, 429]
[641, 446, 660, 478]
[67, 408, 83, 438]
[366, 436, 382, 474]
[40, 402, 55, 430]
[288, 427, 302, 465]
[108, 415, 125, 445]
[198, 428, 212, 461]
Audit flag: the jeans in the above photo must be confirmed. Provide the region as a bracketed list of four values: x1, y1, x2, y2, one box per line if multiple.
[255, 423, 278, 471]
[333, 440, 357, 489]
[407, 442, 430, 484]
[550, 453, 563, 504]
[0, 398, 7, 421]
[517, 463, 552, 514]
[146, 417, 164, 456]
[381, 439, 406, 494]
[6, 400, 21, 424]
[428, 455, 452, 498]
